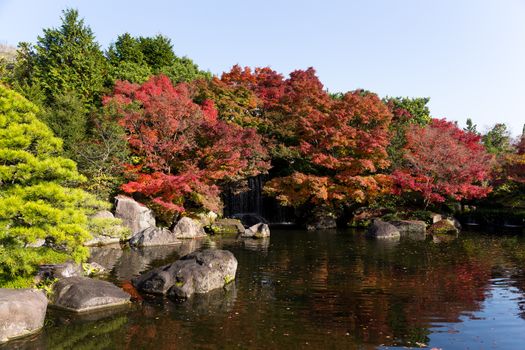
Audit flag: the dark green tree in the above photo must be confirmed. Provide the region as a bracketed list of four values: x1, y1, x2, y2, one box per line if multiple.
[32, 8, 108, 105]
[138, 34, 176, 70]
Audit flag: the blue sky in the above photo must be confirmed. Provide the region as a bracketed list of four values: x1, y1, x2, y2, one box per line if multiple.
[1, 0, 524, 136]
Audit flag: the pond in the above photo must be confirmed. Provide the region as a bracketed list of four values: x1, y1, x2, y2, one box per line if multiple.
[4, 229, 525, 349]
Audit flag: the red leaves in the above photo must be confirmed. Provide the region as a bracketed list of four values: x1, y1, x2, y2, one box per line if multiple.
[393, 119, 493, 204]
[105, 75, 269, 214]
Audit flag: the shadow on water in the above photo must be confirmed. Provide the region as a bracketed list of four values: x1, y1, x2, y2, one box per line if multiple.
[5, 229, 525, 349]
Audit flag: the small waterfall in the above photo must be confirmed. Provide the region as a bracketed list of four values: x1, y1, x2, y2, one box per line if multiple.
[223, 175, 295, 224]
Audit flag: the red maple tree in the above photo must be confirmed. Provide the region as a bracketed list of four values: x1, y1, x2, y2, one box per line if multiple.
[104, 75, 269, 215]
[392, 118, 493, 206]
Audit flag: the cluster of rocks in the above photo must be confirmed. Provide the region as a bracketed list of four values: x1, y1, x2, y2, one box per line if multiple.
[366, 216, 460, 243]
[0, 248, 238, 343]
[1, 195, 265, 344]
[91, 195, 271, 248]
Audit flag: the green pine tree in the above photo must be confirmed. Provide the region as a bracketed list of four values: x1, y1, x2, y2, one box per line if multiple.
[0, 85, 106, 287]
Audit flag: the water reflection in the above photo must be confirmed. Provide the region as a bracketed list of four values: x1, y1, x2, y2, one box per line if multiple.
[5, 231, 525, 349]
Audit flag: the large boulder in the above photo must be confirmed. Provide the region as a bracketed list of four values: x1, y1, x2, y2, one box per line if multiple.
[133, 249, 237, 299]
[366, 220, 401, 239]
[172, 217, 206, 239]
[241, 223, 270, 238]
[130, 227, 181, 247]
[114, 195, 156, 236]
[0, 289, 47, 343]
[390, 220, 427, 240]
[209, 218, 245, 235]
[52, 277, 130, 312]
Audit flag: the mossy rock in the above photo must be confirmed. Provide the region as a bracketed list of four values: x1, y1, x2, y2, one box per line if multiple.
[208, 219, 245, 236]
[428, 219, 459, 236]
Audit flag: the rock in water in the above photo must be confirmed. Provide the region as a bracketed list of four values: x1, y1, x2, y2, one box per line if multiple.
[133, 249, 237, 299]
[114, 195, 156, 236]
[241, 223, 270, 238]
[209, 219, 245, 235]
[389, 220, 427, 240]
[366, 220, 401, 239]
[429, 219, 459, 243]
[0, 289, 47, 343]
[52, 277, 130, 312]
[129, 227, 181, 247]
[172, 217, 206, 239]
[428, 219, 459, 235]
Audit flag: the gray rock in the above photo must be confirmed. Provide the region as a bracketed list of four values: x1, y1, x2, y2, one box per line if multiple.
[52, 277, 130, 312]
[114, 195, 156, 235]
[242, 223, 270, 238]
[390, 220, 427, 240]
[0, 289, 47, 343]
[37, 261, 82, 281]
[366, 220, 401, 239]
[172, 217, 206, 239]
[133, 249, 237, 299]
[26, 239, 46, 248]
[130, 227, 181, 247]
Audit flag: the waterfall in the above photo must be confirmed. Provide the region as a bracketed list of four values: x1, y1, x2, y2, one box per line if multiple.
[223, 175, 295, 224]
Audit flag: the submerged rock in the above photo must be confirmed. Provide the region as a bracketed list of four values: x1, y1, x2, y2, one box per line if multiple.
[0, 289, 47, 343]
[114, 195, 156, 236]
[241, 223, 270, 238]
[209, 218, 245, 235]
[172, 217, 206, 239]
[366, 220, 401, 239]
[390, 220, 427, 240]
[130, 227, 181, 247]
[52, 277, 130, 313]
[133, 249, 237, 299]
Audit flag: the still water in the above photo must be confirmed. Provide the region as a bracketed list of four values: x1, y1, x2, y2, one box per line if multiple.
[4, 229, 525, 349]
